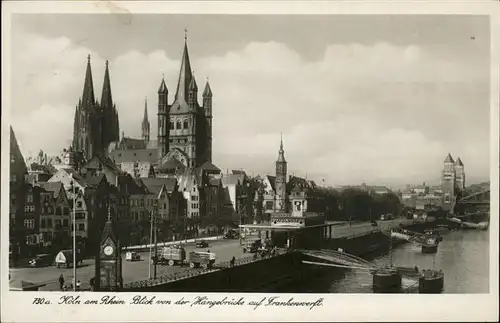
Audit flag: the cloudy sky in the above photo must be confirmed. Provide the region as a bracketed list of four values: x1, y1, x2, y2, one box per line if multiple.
[10, 14, 490, 188]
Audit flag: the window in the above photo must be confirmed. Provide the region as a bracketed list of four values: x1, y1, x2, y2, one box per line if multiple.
[23, 219, 35, 229]
[27, 195, 33, 203]
[78, 224, 85, 231]
[10, 175, 16, 183]
[169, 120, 174, 129]
[77, 201, 82, 208]
[176, 121, 181, 129]
[140, 199, 144, 207]
[24, 205, 35, 213]
[11, 154, 15, 163]
[183, 120, 189, 129]
[41, 219, 45, 228]
[266, 201, 274, 210]
[63, 219, 68, 227]
[48, 219, 52, 227]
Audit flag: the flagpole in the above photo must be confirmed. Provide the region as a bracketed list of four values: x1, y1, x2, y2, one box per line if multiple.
[70, 175, 77, 292]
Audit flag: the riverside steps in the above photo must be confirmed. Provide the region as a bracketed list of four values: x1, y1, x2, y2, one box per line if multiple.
[120, 217, 440, 292]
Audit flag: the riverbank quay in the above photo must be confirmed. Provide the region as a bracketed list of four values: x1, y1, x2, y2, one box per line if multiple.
[10, 218, 438, 292]
[121, 218, 437, 292]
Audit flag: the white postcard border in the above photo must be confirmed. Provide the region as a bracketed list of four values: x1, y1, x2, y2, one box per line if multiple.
[1, 1, 499, 322]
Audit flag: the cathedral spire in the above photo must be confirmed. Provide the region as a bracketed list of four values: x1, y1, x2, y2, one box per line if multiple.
[203, 79, 212, 97]
[277, 133, 286, 162]
[143, 97, 148, 122]
[142, 97, 150, 144]
[101, 60, 113, 109]
[82, 54, 95, 107]
[175, 33, 193, 103]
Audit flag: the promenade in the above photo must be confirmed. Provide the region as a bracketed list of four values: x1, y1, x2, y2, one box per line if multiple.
[9, 218, 412, 291]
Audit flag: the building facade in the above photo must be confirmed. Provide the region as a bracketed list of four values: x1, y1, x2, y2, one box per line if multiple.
[441, 153, 466, 211]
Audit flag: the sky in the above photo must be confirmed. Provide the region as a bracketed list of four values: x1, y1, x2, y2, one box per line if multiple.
[9, 14, 491, 188]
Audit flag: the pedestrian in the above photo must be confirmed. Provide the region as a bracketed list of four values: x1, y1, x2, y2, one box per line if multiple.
[89, 277, 95, 291]
[58, 274, 65, 291]
[230, 256, 235, 267]
[76, 280, 81, 291]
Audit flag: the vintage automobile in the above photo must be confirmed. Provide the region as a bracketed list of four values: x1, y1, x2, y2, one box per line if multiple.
[243, 239, 262, 253]
[29, 254, 53, 267]
[125, 251, 141, 262]
[223, 230, 239, 239]
[195, 240, 209, 248]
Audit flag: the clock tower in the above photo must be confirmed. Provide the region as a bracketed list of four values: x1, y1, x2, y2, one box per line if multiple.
[275, 134, 287, 212]
[96, 207, 122, 291]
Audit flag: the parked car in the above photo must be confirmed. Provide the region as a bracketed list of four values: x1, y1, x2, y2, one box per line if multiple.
[243, 239, 262, 253]
[125, 251, 141, 262]
[224, 230, 239, 239]
[29, 254, 53, 267]
[196, 240, 209, 248]
[371, 220, 378, 227]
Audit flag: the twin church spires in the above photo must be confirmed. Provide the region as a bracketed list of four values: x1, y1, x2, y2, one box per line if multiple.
[72, 56, 120, 159]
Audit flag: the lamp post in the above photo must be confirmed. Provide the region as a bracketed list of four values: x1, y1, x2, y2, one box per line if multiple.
[148, 208, 153, 280]
[69, 175, 77, 292]
[153, 201, 158, 280]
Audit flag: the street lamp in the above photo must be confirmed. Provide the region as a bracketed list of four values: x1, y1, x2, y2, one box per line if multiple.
[148, 200, 159, 280]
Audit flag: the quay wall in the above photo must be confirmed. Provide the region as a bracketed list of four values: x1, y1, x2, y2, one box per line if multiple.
[124, 252, 304, 292]
[125, 221, 435, 292]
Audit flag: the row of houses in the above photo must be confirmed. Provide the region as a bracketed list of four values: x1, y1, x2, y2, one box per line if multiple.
[10, 128, 401, 258]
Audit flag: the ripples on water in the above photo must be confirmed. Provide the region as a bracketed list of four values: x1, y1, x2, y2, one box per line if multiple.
[279, 229, 490, 294]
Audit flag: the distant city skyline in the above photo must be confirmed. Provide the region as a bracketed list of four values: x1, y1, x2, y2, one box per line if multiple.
[10, 14, 490, 187]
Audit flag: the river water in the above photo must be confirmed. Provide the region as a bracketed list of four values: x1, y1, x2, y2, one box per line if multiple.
[280, 229, 490, 293]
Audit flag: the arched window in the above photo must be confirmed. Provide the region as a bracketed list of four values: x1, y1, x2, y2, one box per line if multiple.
[183, 120, 189, 129]
[169, 119, 174, 130]
[176, 120, 182, 130]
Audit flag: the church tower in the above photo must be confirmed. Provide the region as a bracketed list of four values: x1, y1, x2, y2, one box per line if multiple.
[73, 55, 98, 159]
[157, 77, 169, 160]
[100, 60, 120, 154]
[156, 30, 213, 169]
[73, 57, 120, 159]
[441, 153, 456, 211]
[275, 134, 287, 212]
[142, 97, 150, 144]
[203, 80, 213, 162]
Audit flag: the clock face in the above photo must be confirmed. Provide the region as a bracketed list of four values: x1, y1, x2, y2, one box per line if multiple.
[104, 245, 114, 256]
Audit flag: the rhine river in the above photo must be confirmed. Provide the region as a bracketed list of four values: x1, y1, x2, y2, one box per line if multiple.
[278, 229, 490, 293]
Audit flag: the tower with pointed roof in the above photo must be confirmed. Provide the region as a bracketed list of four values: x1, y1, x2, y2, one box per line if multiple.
[454, 157, 465, 191]
[73, 57, 120, 160]
[275, 134, 288, 212]
[156, 31, 214, 168]
[100, 60, 120, 148]
[441, 153, 456, 211]
[142, 97, 150, 144]
[203, 79, 213, 162]
[157, 76, 169, 160]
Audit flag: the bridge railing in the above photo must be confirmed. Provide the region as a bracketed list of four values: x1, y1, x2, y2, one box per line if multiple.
[122, 249, 288, 290]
